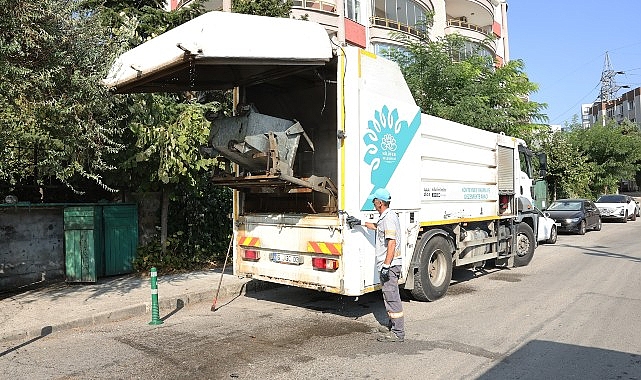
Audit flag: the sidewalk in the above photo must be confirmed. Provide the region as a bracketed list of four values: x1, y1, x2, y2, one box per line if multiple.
[0, 270, 274, 344]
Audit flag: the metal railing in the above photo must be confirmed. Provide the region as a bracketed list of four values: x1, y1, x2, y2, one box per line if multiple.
[447, 19, 493, 38]
[370, 16, 427, 39]
[292, 0, 337, 12]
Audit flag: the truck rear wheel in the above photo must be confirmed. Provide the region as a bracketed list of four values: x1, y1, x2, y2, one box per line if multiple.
[514, 223, 535, 267]
[411, 235, 453, 302]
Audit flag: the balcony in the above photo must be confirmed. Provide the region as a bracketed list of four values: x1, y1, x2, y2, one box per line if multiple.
[291, 0, 339, 33]
[370, 16, 428, 40]
[292, 0, 337, 13]
[446, 18, 492, 38]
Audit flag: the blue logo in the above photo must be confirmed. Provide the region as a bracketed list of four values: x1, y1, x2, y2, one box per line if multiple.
[362, 105, 421, 210]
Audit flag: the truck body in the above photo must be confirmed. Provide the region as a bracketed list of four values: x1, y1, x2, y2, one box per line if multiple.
[105, 11, 541, 301]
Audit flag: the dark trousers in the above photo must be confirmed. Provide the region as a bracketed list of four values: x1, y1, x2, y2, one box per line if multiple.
[382, 265, 404, 339]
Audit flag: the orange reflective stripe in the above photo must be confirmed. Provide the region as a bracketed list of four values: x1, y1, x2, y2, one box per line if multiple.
[238, 237, 261, 247]
[306, 242, 342, 255]
[388, 311, 404, 319]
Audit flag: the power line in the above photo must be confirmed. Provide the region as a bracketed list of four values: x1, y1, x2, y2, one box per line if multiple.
[549, 80, 601, 124]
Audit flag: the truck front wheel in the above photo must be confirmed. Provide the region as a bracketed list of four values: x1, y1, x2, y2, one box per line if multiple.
[411, 235, 453, 302]
[514, 223, 535, 267]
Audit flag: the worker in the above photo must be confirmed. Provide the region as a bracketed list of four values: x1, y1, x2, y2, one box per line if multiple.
[364, 188, 405, 343]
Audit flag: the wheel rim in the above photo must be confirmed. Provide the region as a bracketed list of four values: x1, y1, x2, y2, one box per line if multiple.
[551, 227, 557, 241]
[580, 221, 586, 234]
[428, 249, 447, 286]
[517, 232, 531, 257]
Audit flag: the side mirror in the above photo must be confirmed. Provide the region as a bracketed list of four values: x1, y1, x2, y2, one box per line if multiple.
[537, 152, 548, 177]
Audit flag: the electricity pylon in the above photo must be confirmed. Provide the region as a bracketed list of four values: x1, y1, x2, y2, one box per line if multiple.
[598, 52, 628, 126]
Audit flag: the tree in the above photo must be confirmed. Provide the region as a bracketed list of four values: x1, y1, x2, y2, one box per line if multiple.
[536, 129, 594, 200]
[100, 0, 292, 263]
[387, 34, 548, 143]
[567, 119, 641, 196]
[232, 0, 293, 17]
[126, 94, 227, 252]
[92, 0, 221, 255]
[0, 0, 126, 197]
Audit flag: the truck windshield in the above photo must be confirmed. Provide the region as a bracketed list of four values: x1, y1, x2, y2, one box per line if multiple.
[518, 148, 533, 178]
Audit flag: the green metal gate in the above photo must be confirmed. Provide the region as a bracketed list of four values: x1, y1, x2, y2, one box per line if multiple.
[103, 204, 138, 276]
[64, 206, 104, 282]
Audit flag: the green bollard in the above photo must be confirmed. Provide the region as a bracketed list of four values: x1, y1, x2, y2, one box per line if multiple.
[149, 267, 164, 325]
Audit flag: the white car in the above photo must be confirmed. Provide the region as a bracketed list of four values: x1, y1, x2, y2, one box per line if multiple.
[595, 194, 639, 223]
[536, 208, 557, 244]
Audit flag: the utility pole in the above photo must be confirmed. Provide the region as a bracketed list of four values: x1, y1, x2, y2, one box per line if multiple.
[598, 52, 628, 126]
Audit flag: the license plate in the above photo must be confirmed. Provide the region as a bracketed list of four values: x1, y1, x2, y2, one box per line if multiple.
[270, 253, 303, 265]
[554, 222, 561, 226]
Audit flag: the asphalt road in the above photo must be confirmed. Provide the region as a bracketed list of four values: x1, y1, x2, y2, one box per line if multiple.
[2, 221, 641, 380]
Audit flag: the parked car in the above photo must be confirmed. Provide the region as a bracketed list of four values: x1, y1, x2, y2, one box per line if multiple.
[536, 208, 557, 244]
[545, 199, 601, 235]
[595, 194, 639, 222]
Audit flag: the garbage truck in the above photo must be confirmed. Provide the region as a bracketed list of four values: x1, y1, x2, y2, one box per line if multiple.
[104, 11, 544, 301]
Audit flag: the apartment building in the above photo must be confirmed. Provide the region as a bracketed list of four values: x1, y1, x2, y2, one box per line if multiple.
[169, 0, 509, 65]
[582, 87, 641, 129]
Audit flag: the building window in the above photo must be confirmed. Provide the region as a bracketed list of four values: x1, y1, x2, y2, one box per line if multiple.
[344, 0, 362, 23]
[629, 100, 635, 111]
[293, 1, 337, 13]
[452, 40, 493, 61]
[371, 0, 430, 37]
[372, 42, 408, 56]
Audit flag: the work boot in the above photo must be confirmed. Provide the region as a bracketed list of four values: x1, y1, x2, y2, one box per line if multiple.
[377, 332, 404, 343]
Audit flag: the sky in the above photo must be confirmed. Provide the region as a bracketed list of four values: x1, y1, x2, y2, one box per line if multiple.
[507, 0, 641, 126]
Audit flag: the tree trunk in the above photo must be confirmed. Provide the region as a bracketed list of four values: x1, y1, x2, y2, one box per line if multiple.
[161, 187, 169, 254]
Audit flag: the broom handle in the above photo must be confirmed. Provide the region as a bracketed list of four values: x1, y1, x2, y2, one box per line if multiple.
[212, 237, 233, 310]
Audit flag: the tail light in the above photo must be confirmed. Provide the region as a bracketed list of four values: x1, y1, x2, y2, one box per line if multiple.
[312, 257, 339, 271]
[241, 249, 260, 261]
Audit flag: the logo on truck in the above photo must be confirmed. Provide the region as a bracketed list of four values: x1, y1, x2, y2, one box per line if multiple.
[362, 105, 421, 210]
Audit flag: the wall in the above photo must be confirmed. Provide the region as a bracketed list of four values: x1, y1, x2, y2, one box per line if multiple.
[0, 206, 65, 291]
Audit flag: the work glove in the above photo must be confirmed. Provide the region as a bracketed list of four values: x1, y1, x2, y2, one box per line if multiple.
[346, 215, 361, 229]
[380, 264, 390, 283]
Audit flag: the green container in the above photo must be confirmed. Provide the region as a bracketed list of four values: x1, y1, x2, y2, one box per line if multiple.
[103, 204, 138, 276]
[64, 206, 104, 282]
[534, 179, 549, 210]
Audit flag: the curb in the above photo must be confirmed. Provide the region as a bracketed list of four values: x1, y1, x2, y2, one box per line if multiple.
[0, 279, 280, 345]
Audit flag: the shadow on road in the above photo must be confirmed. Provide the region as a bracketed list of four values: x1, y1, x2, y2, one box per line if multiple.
[558, 243, 641, 263]
[477, 340, 641, 379]
[241, 265, 512, 327]
[242, 285, 390, 326]
[0, 326, 52, 358]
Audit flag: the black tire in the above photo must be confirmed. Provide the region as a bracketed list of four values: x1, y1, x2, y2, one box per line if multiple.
[514, 223, 535, 267]
[636, 207, 640, 217]
[577, 220, 586, 235]
[411, 235, 453, 302]
[631, 211, 636, 221]
[593, 217, 602, 231]
[623, 212, 628, 223]
[546, 225, 557, 244]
